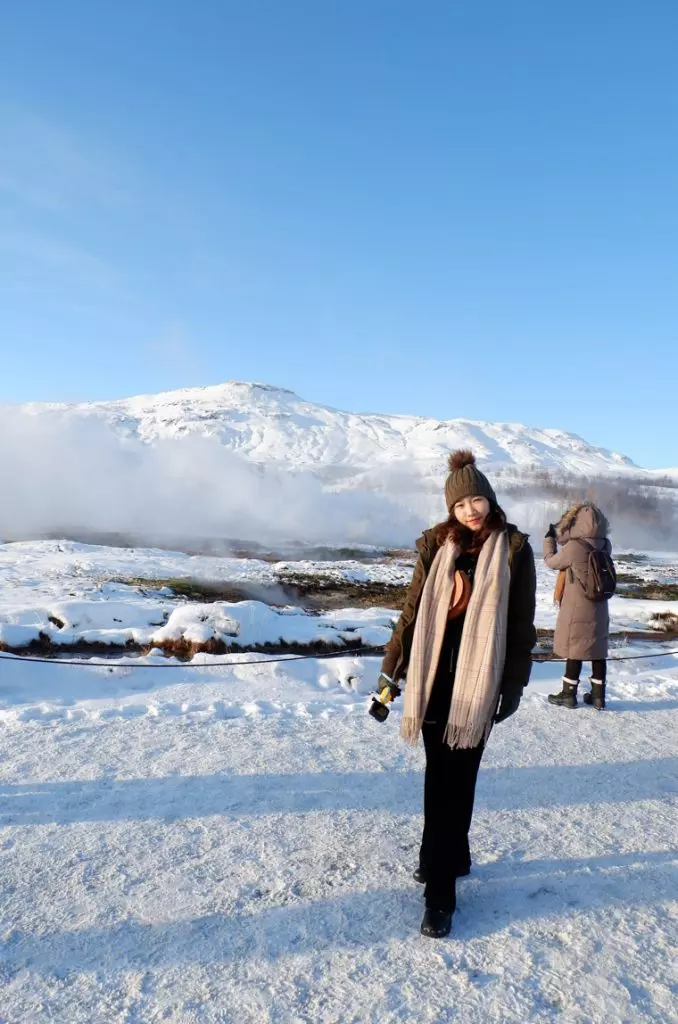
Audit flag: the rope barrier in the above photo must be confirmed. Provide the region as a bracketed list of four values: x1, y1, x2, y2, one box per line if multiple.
[539, 648, 678, 664]
[0, 645, 677, 669]
[0, 645, 382, 669]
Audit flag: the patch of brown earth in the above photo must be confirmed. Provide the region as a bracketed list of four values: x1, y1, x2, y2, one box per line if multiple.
[0, 634, 384, 662]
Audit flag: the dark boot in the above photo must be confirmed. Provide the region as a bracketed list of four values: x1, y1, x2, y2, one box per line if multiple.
[420, 908, 452, 938]
[548, 678, 579, 708]
[583, 679, 606, 710]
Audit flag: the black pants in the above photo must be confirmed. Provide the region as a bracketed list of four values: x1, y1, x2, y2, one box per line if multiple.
[420, 722, 484, 911]
[418, 620, 485, 912]
[565, 659, 607, 683]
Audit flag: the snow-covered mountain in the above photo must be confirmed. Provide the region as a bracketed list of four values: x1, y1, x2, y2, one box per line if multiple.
[25, 380, 637, 477]
[4, 382, 673, 547]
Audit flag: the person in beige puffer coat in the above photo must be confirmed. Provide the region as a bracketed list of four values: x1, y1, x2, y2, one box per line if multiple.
[544, 502, 612, 709]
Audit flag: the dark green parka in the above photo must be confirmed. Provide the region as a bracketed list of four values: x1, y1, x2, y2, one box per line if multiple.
[381, 525, 537, 700]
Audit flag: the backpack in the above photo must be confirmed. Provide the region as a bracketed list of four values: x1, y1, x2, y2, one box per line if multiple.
[572, 539, 617, 602]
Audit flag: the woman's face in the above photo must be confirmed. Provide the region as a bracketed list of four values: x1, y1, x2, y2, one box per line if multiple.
[453, 495, 491, 532]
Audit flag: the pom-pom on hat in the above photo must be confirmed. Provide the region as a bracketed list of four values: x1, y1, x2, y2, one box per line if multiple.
[444, 450, 497, 512]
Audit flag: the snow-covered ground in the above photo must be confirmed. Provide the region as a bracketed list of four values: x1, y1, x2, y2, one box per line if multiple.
[1, 540, 677, 651]
[1, 537, 677, 1021]
[0, 540, 409, 652]
[0, 647, 677, 1023]
[0, 539, 411, 615]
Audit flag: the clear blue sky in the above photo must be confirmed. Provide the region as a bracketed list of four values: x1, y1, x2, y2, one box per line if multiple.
[1, 1, 676, 467]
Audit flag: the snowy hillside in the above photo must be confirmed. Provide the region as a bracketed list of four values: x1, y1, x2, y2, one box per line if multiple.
[3, 381, 674, 548]
[24, 380, 637, 478]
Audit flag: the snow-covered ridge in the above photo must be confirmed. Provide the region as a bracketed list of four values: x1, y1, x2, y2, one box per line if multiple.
[18, 379, 637, 477]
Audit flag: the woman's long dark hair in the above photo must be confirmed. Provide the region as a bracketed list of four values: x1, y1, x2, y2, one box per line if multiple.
[433, 501, 507, 555]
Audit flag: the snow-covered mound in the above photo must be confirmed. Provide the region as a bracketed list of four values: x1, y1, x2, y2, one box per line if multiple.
[0, 596, 393, 654]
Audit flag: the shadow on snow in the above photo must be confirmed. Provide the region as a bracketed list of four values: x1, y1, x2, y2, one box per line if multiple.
[0, 849, 676, 974]
[1, 757, 676, 827]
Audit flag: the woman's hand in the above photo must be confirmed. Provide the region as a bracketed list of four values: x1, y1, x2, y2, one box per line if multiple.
[376, 673, 401, 700]
[494, 691, 521, 723]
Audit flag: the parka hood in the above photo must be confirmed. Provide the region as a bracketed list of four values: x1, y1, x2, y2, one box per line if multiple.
[556, 502, 609, 543]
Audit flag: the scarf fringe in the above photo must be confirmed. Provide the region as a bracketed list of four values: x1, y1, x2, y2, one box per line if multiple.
[400, 716, 423, 745]
[443, 716, 495, 751]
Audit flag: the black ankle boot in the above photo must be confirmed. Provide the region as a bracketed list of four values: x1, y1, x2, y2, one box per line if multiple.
[420, 908, 453, 938]
[548, 679, 579, 708]
[413, 865, 426, 884]
[583, 679, 606, 710]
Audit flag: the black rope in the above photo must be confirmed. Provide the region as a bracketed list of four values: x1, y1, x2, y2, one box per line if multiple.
[535, 648, 678, 664]
[0, 645, 382, 669]
[0, 645, 677, 669]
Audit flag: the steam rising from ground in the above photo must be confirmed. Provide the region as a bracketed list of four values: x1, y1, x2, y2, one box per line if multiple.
[0, 411, 425, 548]
[2, 410, 675, 552]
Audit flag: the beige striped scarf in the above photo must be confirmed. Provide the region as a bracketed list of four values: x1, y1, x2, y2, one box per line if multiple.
[401, 529, 510, 750]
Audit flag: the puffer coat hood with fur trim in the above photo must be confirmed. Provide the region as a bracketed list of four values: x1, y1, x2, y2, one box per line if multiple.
[556, 502, 609, 544]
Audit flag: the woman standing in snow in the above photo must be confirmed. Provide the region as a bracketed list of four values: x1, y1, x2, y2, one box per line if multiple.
[544, 503, 613, 711]
[377, 451, 537, 939]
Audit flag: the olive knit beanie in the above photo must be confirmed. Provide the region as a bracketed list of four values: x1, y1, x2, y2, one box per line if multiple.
[444, 450, 497, 512]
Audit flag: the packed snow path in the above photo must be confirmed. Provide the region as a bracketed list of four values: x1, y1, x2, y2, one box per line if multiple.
[0, 654, 676, 1023]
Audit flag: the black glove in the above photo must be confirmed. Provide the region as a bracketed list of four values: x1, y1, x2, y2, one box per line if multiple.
[545, 524, 557, 539]
[369, 674, 402, 722]
[376, 674, 401, 700]
[494, 691, 521, 723]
